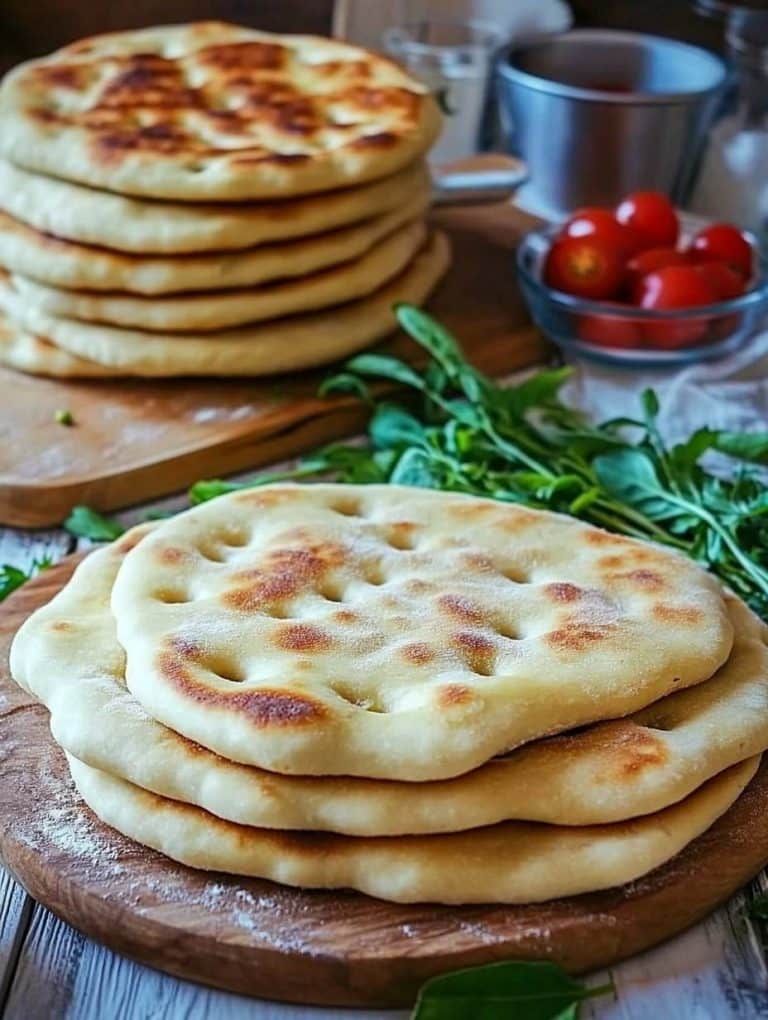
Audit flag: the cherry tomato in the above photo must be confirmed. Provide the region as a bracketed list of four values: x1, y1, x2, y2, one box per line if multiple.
[562, 207, 641, 256]
[544, 236, 625, 300]
[615, 191, 679, 250]
[691, 224, 754, 279]
[693, 261, 745, 301]
[578, 313, 643, 349]
[636, 264, 716, 349]
[636, 265, 718, 310]
[625, 247, 691, 298]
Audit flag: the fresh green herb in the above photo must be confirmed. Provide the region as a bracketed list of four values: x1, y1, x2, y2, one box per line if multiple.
[54, 408, 75, 426]
[410, 961, 613, 1019]
[64, 505, 124, 541]
[190, 305, 768, 617]
[748, 894, 768, 920]
[0, 557, 51, 602]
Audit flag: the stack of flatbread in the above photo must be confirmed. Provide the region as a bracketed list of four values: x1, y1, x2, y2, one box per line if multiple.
[11, 484, 768, 904]
[0, 23, 448, 379]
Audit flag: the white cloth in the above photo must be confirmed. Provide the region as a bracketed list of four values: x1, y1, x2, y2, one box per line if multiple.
[563, 330, 768, 442]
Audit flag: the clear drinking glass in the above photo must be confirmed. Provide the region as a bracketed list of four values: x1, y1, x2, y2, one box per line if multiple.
[382, 19, 504, 164]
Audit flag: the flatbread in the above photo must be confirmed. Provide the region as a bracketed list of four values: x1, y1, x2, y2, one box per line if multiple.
[67, 753, 759, 904]
[0, 159, 430, 254]
[0, 317, 115, 377]
[0, 22, 441, 200]
[8, 218, 427, 331]
[0, 189, 430, 294]
[108, 483, 733, 781]
[11, 526, 767, 834]
[0, 232, 450, 377]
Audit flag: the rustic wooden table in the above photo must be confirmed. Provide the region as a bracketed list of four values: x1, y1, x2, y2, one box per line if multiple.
[1, 486, 768, 1020]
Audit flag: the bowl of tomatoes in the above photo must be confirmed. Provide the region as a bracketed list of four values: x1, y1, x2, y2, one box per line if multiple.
[516, 190, 768, 365]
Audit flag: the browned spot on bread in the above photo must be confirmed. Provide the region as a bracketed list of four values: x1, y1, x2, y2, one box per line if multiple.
[609, 723, 669, 776]
[274, 622, 331, 653]
[452, 630, 496, 674]
[235, 488, 299, 508]
[198, 41, 286, 71]
[351, 131, 398, 150]
[544, 582, 583, 603]
[405, 579, 432, 595]
[158, 640, 327, 726]
[400, 642, 435, 665]
[461, 551, 495, 573]
[156, 545, 188, 565]
[438, 683, 473, 707]
[225, 542, 347, 611]
[613, 568, 666, 591]
[32, 65, 83, 89]
[547, 623, 613, 652]
[585, 530, 624, 546]
[653, 603, 703, 625]
[437, 594, 484, 623]
[333, 609, 359, 625]
[49, 620, 75, 633]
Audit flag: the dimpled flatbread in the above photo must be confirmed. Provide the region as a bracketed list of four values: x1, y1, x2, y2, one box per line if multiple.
[0, 23, 441, 200]
[10, 525, 768, 834]
[66, 753, 759, 904]
[108, 483, 734, 781]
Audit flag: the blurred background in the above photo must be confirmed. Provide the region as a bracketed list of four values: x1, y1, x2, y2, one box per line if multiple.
[0, 1, 726, 70]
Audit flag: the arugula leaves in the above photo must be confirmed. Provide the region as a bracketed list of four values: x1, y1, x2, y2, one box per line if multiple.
[64, 506, 125, 541]
[188, 305, 768, 617]
[748, 894, 768, 920]
[0, 557, 51, 603]
[411, 961, 612, 1019]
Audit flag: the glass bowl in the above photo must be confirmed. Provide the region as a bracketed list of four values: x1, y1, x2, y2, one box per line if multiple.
[516, 215, 768, 366]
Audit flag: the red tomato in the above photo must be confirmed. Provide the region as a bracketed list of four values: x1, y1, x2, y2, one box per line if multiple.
[578, 313, 643, 349]
[544, 236, 625, 300]
[562, 207, 641, 255]
[691, 224, 754, 279]
[625, 247, 691, 298]
[694, 261, 745, 300]
[615, 191, 679, 249]
[636, 265, 718, 310]
[636, 264, 716, 349]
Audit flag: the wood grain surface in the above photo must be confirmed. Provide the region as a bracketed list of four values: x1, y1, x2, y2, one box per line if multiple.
[0, 165, 548, 529]
[2, 559, 768, 1009]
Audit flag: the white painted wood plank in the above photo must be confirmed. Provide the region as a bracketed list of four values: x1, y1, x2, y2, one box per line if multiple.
[0, 869, 32, 1006]
[0, 527, 73, 571]
[7, 894, 768, 1020]
[4, 905, 406, 1020]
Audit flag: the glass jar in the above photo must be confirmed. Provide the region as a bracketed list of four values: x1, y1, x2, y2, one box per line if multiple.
[689, 8, 768, 244]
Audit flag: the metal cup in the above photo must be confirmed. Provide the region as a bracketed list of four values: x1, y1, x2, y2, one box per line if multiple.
[496, 30, 727, 218]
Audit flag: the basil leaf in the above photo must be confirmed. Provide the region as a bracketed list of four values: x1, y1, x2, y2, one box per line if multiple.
[0, 557, 51, 602]
[64, 506, 124, 540]
[411, 961, 612, 1020]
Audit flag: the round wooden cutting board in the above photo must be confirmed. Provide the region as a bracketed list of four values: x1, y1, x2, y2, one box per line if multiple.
[2, 558, 768, 1009]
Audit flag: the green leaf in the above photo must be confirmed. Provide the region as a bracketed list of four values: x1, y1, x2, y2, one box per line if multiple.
[0, 557, 52, 603]
[505, 367, 573, 418]
[713, 431, 768, 464]
[188, 479, 245, 504]
[411, 961, 612, 1020]
[64, 505, 124, 540]
[343, 352, 426, 391]
[317, 372, 371, 401]
[389, 447, 442, 488]
[370, 404, 426, 450]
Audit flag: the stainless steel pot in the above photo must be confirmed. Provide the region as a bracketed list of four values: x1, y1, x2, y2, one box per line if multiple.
[496, 30, 727, 218]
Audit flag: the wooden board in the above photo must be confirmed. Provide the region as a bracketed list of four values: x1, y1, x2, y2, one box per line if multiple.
[2, 561, 768, 1009]
[0, 170, 548, 529]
